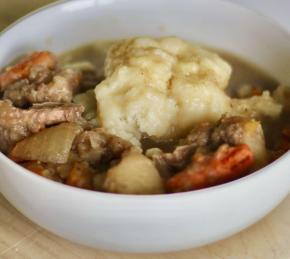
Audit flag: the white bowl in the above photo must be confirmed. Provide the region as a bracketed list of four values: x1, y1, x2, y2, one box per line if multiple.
[0, 0, 290, 253]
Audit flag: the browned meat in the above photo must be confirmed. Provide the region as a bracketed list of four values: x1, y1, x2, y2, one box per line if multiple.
[183, 117, 249, 147]
[147, 145, 197, 178]
[180, 122, 212, 146]
[0, 51, 82, 107]
[3, 68, 82, 107]
[211, 116, 246, 146]
[148, 122, 213, 177]
[0, 51, 56, 90]
[148, 116, 265, 177]
[0, 100, 84, 153]
[73, 128, 132, 166]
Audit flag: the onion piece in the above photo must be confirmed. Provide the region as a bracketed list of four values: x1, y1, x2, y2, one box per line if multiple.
[10, 123, 82, 164]
[73, 90, 97, 121]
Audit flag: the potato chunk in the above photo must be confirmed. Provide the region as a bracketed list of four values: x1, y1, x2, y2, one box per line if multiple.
[239, 119, 268, 167]
[10, 123, 82, 164]
[103, 151, 165, 194]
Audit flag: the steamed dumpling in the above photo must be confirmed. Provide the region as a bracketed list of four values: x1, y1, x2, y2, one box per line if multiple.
[95, 37, 232, 146]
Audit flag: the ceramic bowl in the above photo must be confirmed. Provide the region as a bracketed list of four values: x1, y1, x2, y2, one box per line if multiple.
[0, 0, 290, 253]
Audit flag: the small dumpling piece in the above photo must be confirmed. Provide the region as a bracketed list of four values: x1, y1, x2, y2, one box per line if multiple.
[103, 151, 165, 194]
[230, 91, 282, 119]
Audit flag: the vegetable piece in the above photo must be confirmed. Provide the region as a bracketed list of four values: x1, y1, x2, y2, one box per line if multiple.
[73, 90, 97, 121]
[104, 151, 165, 194]
[10, 123, 82, 164]
[66, 161, 95, 190]
[20, 161, 62, 182]
[166, 144, 253, 192]
[239, 119, 267, 167]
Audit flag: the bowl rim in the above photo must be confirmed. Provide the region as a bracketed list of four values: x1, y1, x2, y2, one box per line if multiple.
[0, 0, 289, 201]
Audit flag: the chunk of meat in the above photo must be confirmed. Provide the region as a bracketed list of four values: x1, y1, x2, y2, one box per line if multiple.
[182, 116, 264, 149]
[147, 145, 199, 178]
[0, 100, 84, 153]
[0, 51, 56, 90]
[148, 116, 266, 177]
[166, 144, 254, 192]
[180, 122, 212, 146]
[3, 68, 82, 107]
[184, 116, 267, 164]
[0, 51, 82, 107]
[73, 128, 132, 166]
[147, 123, 212, 177]
[211, 116, 245, 146]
